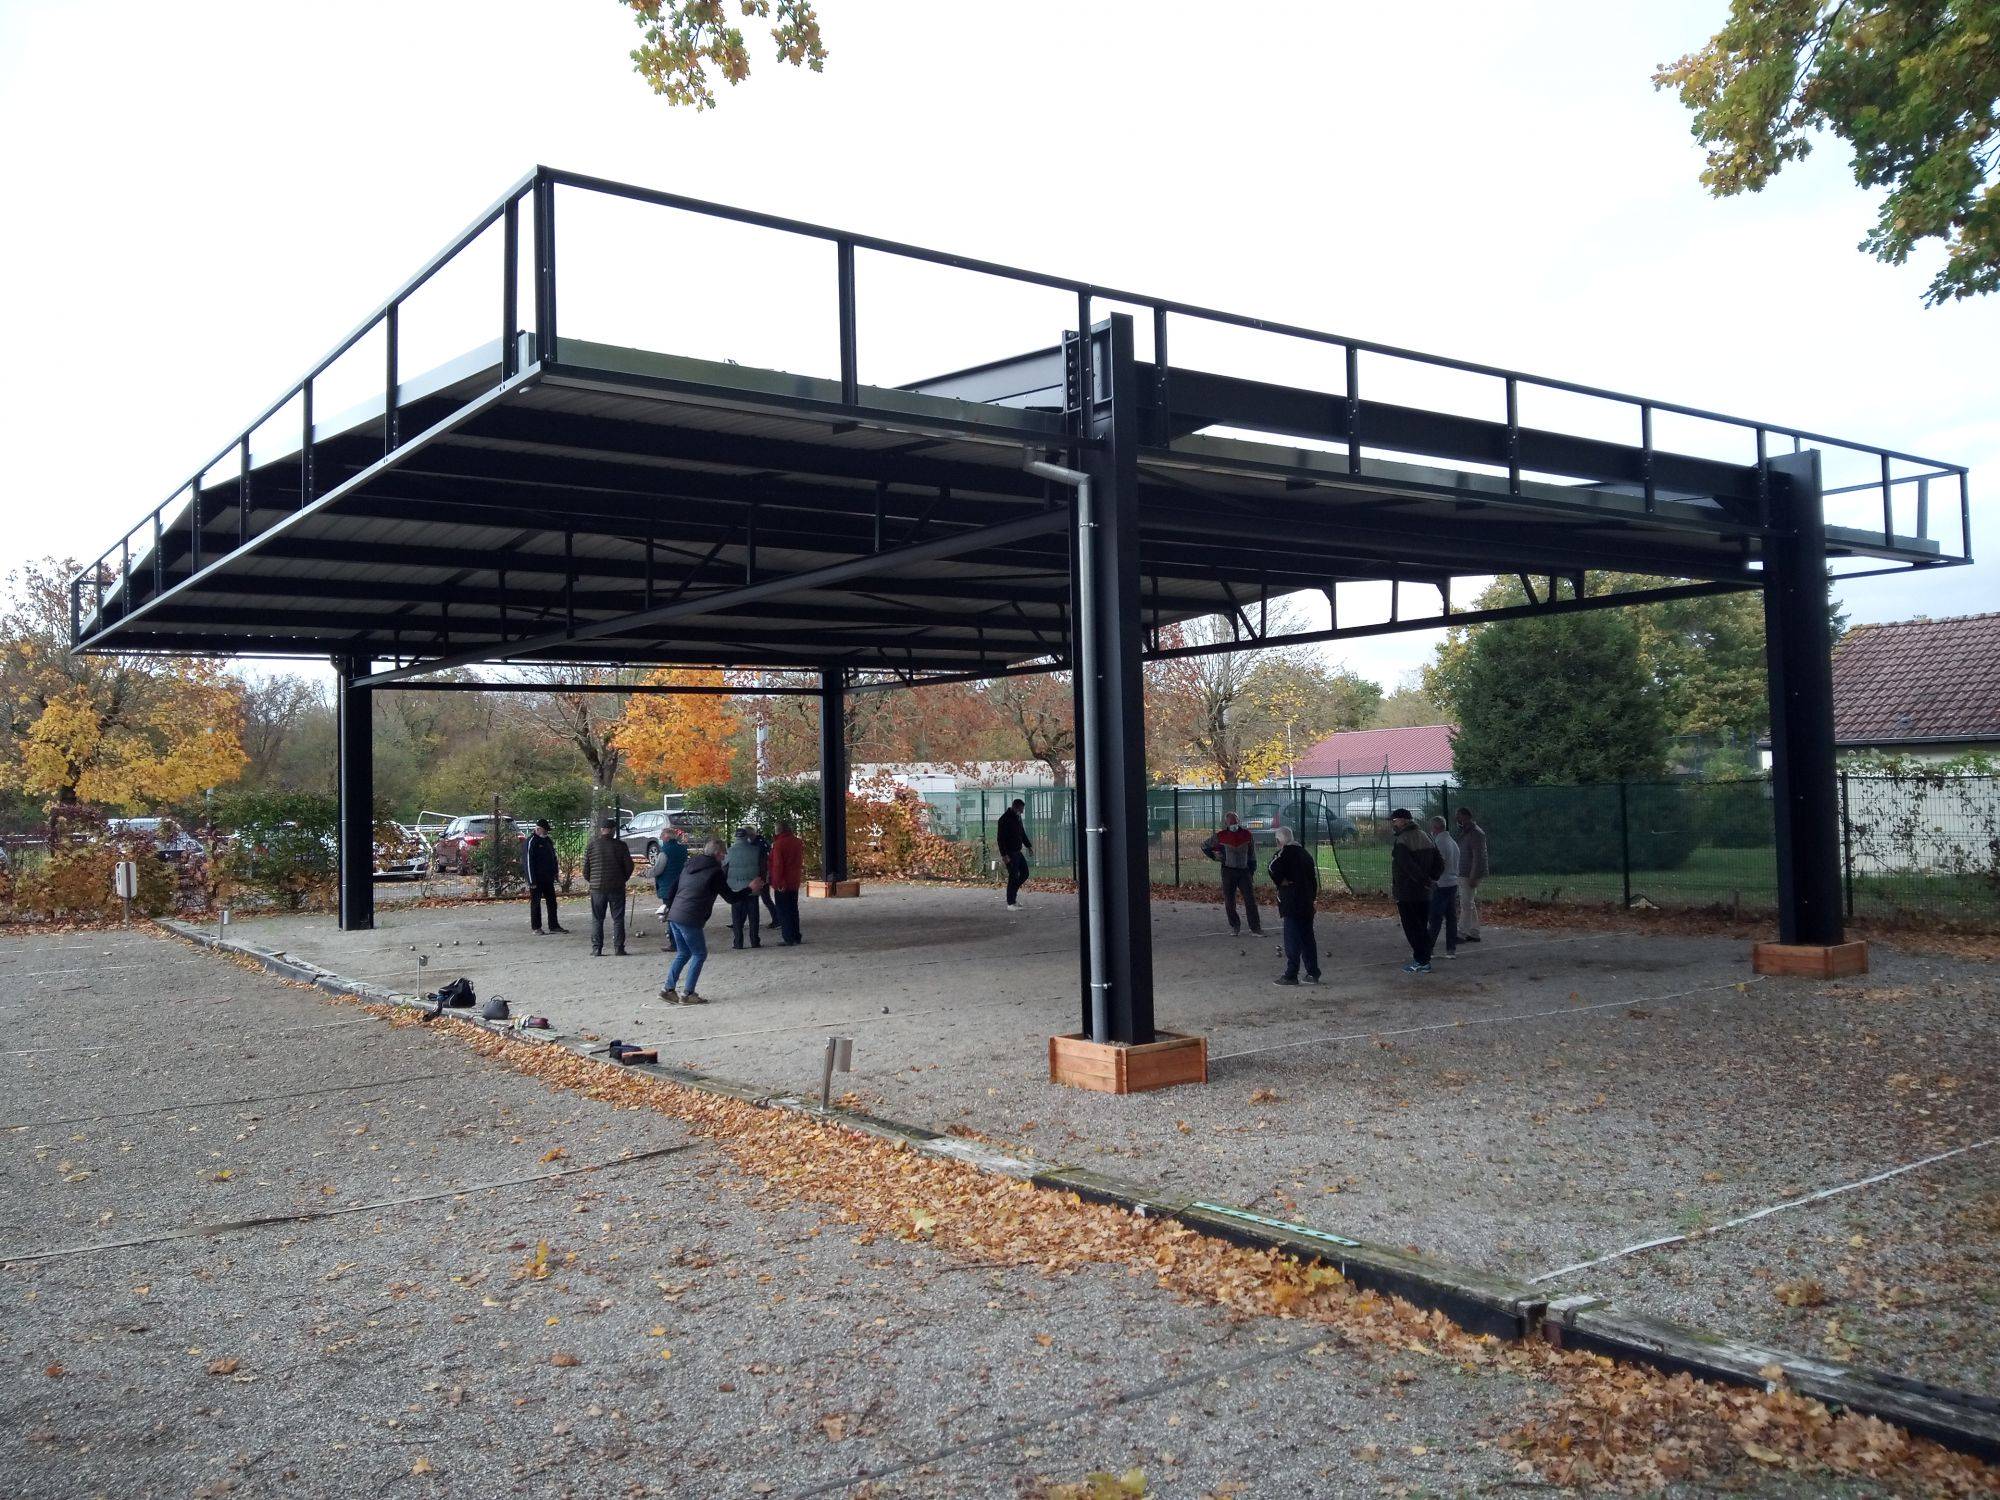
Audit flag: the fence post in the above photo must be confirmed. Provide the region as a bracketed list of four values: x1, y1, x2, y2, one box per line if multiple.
[1839, 771, 1855, 920]
[1618, 781, 1632, 909]
[489, 792, 501, 899]
[1172, 787, 1181, 886]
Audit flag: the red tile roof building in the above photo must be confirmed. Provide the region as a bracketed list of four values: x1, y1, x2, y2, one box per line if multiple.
[1831, 613, 2000, 749]
[1294, 723, 1456, 777]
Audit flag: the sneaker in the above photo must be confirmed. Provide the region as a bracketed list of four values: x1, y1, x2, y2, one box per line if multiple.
[549, 925, 570, 934]
[1401, 961, 1432, 973]
[657, 988, 681, 1004]
[615, 949, 629, 957]
[1443, 950, 1458, 960]
[1304, 973, 1322, 984]
[680, 992, 707, 1005]
[1272, 975, 1299, 986]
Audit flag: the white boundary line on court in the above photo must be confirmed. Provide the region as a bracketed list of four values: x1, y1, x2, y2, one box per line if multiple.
[1208, 975, 1765, 1063]
[1531, 1134, 2000, 1283]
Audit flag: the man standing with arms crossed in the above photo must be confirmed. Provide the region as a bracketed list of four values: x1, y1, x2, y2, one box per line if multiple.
[1202, 811, 1263, 936]
[1267, 825, 1320, 985]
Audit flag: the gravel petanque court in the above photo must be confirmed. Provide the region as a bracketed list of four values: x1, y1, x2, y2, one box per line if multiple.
[7, 925, 1598, 1498]
[227, 882, 2000, 1398]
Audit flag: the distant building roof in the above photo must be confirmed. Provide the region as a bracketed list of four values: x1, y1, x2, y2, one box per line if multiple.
[1832, 612, 2000, 745]
[1295, 723, 1455, 776]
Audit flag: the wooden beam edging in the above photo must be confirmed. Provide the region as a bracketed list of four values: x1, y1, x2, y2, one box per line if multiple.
[154, 918, 2000, 1463]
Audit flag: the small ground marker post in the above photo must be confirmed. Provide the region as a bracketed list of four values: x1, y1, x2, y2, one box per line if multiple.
[216, 907, 231, 944]
[113, 860, 138, 927]
[416, 949, 430, 996]
[820, 1036, 853, 1111]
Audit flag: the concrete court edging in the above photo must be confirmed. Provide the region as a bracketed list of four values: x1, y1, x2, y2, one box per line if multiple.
[155, 919, 2000, 1463]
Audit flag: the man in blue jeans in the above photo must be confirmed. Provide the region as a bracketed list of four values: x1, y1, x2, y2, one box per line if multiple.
[660, 839, 758, 1004]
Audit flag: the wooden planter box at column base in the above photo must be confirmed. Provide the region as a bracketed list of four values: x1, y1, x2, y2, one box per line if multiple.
[1752, 941, 1870, 978]
[806, 879, 861, 898]
[1049, 1031, 1208, 1093]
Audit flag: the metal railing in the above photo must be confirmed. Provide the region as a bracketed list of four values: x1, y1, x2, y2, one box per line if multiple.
[74, 165, 1975, 646]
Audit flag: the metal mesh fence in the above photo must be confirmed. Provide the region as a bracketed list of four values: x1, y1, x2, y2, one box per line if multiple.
[922, 775, 1999, 928]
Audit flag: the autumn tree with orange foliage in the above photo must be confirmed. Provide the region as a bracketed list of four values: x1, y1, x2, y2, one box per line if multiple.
[611, 668, 740, 790]
[0, 558, 246, 835]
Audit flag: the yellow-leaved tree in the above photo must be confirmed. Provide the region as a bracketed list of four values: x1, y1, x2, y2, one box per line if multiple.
[1, 559, 248, 831]
[610, 667, 740, 790]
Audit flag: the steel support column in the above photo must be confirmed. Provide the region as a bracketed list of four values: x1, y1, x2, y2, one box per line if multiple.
[818, 671, 849, 882]
[335, 654, 375, 932]
[1073, 314, 1155, 1043]
[1762, 451, 1843, 946]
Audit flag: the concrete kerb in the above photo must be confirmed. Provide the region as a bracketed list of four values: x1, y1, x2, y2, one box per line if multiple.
[151, 919, 2000, 1463]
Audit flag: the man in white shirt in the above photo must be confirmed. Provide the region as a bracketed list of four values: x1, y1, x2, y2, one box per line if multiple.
[1426, 815, 1460, 960]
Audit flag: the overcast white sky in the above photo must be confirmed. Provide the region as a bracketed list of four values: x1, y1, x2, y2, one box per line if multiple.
[1, 1, 1993, 695]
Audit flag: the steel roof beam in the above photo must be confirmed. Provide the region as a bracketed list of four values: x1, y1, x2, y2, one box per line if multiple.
[352, 508, 1074, 687]
[450, 405, 1051, 500]
[1153, 366, 1764, 513]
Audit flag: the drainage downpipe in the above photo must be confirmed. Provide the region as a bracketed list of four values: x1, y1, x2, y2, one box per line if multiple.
[1025, 455, 1110, 1045]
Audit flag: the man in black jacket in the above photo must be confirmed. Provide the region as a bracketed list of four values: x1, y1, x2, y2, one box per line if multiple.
[521, 818, 566, 935]
[581, 818, 635, 957]
[995, 798, 1031, 909]
[1267, 826, 1321, 985]
[1388, 808, 1444, 972]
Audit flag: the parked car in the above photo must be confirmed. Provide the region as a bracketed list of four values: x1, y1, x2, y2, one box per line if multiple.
[105, 816, 206, 862]
[1239, 801, 1358, 846]
[373, 823, 428, 880]
[429, 814, 524, 874]
[617, 809, 707, 859]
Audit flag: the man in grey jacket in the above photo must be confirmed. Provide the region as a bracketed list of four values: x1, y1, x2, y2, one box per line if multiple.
[724, 827, 766, 950]
[1453, 806, 1489, 942]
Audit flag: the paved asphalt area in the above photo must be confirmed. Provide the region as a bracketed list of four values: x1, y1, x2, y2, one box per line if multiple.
[3, 926, 1566, 1499]
[235, 883, 2000, 1397]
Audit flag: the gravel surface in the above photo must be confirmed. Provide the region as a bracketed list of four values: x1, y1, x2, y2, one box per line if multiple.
[225, 885, 2000, 1398]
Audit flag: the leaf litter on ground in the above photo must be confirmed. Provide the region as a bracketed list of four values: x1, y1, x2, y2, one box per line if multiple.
[303, 988, 2000, 1495]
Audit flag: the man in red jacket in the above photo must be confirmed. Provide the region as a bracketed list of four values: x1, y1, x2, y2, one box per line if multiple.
[768, 821, 806, 946]
[1201, 811, 1263, 936]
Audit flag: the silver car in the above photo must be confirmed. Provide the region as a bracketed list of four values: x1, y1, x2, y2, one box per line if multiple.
[618, 809, 704, 859]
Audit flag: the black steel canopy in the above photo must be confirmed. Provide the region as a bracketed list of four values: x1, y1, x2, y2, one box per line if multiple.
[72, 167, 1969, 689]
[68, 165, 1978, 1027]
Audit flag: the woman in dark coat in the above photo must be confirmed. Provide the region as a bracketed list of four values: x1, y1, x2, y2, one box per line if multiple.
[661, 839, 760, 1004]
